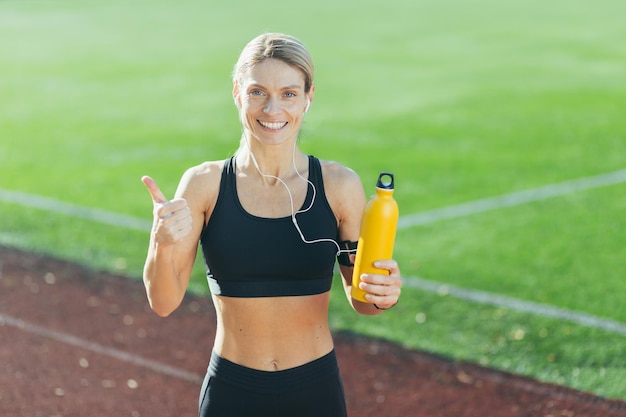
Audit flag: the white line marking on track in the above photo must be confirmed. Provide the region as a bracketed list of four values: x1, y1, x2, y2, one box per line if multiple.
[0, 189, 152, 232]
[0, 312, 204, 384]
[398, 168, 626, 229]
[404, 276, 626, 336]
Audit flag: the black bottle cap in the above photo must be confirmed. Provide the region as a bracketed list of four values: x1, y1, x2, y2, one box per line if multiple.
[376, 172, 394, 190]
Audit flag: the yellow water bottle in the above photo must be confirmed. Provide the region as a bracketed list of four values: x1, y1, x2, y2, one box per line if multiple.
[351, 172, 399, 303]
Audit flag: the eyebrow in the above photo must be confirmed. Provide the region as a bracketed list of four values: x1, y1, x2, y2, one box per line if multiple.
[247, 83, 303, 91]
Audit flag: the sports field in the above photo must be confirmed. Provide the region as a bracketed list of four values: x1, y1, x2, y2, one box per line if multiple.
[1, 0, 625, 401]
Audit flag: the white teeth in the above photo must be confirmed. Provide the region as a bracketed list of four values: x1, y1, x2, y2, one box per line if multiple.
[260, 121, 287, 130]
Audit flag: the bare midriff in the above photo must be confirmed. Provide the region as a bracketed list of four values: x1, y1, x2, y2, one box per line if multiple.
[211, 292, 334, 371]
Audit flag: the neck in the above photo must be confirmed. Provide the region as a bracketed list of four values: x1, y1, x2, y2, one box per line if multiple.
[236, 136, 306, 181]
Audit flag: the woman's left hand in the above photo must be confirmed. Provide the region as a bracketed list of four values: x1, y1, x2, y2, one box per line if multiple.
[358, 260, 402, 310]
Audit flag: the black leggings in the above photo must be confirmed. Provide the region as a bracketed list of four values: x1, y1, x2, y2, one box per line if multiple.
[198, 350, 348, 417]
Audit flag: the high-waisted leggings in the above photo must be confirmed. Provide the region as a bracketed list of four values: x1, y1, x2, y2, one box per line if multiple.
[198, 350, 347, 417]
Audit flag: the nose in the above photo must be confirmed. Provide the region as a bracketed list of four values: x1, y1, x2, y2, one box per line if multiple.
[263, 96, 281, 114]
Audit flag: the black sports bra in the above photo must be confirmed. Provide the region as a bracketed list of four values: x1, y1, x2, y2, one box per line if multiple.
[199, 156, 339, 297]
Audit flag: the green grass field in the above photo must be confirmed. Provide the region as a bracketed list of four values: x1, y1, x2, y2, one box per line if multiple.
[1, 0, 625, 399]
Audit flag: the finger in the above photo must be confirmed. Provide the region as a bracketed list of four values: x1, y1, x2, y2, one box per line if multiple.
[142, 175, 168, 204]
[373, 259, 399, 273]
[156, 199, 189, 220]
[359, 279, 402, 296]
[359, 271, 400, 285]
[164, 207, 192, 227]
[166, 198, 189, 212]
[365, 293, 400, 307]
[358, 271, 403, 295]
[156, 202, 192, 229]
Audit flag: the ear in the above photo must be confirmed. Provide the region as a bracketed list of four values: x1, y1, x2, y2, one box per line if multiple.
[232, 81, 242, 109]
[305, 85, 315, 112]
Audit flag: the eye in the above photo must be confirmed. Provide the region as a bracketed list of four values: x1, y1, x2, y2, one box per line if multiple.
[284, 91, 298, 98]
[249, 89, 265, 97]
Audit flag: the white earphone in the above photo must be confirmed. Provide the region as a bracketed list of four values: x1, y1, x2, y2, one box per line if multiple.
[304, 99, 311, 113]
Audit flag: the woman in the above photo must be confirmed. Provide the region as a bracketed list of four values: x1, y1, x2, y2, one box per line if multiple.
[141, 32, 402, 417]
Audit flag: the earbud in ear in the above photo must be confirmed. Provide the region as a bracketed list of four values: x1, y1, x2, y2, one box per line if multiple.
[304, 99, 311, 113]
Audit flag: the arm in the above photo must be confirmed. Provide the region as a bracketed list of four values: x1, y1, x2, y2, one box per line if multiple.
[324, 162, 402, 315]
[141, 164, 218, 316]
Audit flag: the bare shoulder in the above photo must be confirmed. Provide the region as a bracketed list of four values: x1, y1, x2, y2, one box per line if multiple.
[319, 159, 363, 193]
[175, 159, 227, 215]
[319, 159, 366, 227]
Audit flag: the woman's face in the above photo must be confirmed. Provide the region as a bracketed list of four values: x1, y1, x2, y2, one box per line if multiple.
[234, 58, 313, 147]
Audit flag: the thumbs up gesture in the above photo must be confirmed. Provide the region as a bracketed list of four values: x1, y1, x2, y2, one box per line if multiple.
[142, 176, 193, 245]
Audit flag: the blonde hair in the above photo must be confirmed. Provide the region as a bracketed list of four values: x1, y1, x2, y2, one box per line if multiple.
[233, 33, 314, 93]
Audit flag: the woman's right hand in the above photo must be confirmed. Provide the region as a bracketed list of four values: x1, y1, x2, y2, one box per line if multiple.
[142, 176, 193, 245]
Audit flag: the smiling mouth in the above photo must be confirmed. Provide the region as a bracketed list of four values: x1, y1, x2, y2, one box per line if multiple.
[258, 120, 288, 130]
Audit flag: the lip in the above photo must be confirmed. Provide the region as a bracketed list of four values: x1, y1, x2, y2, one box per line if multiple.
[258, 120, 288, 131]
